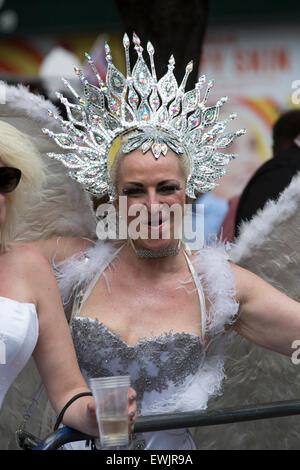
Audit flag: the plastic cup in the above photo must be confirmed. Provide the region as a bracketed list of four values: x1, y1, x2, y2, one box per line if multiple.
[89, 375, 131, 448]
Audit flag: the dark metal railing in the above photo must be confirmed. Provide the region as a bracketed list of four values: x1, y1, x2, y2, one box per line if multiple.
[33, 399, 300, 450]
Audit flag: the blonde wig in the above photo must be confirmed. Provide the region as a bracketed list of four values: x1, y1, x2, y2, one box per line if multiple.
[0, 120, 45, 252]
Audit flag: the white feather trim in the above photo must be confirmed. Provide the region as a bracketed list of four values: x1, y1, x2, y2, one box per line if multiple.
[54, 241, 120, 305]
[192, 244, 239, 336]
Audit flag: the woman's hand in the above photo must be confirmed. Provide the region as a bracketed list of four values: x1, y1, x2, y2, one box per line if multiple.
[86, 387, 137, 436]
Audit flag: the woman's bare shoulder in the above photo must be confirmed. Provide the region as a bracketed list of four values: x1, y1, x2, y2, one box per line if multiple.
[0, 244, 55, 303]
[0, 243, 54, 276]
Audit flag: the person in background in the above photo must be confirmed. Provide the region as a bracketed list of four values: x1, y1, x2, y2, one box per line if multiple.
[234, 110, 300, 237]
[193, 192, 229, 244]
[218, 194, 241, 243]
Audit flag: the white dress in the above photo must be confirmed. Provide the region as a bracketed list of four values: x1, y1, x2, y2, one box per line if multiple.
[56, 241, 238, 450]
[0, 297, 38, 409]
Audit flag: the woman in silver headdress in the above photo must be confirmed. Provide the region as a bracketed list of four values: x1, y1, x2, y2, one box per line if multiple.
[2, 34, 300, 450]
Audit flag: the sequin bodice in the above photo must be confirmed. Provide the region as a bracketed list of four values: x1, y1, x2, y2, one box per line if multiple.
[71, 317, 205, 413]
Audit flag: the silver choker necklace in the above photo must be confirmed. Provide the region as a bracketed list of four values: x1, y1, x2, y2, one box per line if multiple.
[129, 239, 181, 258]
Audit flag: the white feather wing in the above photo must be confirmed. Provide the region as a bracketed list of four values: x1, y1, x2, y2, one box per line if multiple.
[193, 173, 300, 449]
[230, 171, 300, 299]
[1, 84, 97, 242]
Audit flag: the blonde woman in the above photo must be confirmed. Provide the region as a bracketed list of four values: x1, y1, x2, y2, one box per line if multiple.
[0, 120, 136, 447]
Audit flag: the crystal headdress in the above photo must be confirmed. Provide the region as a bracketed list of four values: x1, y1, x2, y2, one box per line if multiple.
[42, 33, 245, 201]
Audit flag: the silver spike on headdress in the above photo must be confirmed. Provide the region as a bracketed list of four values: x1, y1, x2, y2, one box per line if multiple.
[42, 33, 245, 201]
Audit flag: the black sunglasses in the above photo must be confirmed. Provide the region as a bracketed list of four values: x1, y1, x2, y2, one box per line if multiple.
[0, 167, 22, 194]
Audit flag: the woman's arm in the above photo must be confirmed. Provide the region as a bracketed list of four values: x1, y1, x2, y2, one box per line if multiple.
[13, 246, 135, 436]
[31, 250, 97, 435]
[231, 262, 300, 357]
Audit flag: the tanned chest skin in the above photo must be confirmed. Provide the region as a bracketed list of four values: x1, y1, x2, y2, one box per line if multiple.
[79, 250, 208, 346]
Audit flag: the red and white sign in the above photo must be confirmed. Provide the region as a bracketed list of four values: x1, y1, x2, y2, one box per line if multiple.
[199, 24, 300, 199]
